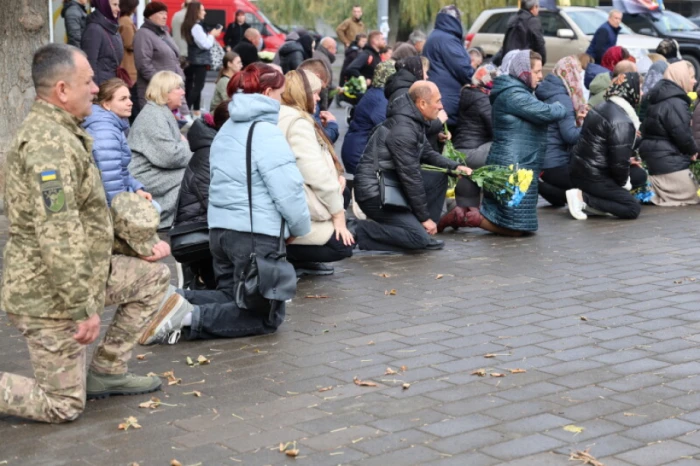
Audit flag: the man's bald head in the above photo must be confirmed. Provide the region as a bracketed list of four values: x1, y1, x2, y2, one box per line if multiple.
[320, 37, 337, 55]
[245, 27, 261, 46]
[613, 60, 637, 77]
[409, 81, 443, 121]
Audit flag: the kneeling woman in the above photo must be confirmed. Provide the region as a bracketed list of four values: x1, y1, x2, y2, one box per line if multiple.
[139, 64, 311, 345]
[640, 61, 699, 206]
[278, 70, 355, 273]
[567, 72, 644, 220]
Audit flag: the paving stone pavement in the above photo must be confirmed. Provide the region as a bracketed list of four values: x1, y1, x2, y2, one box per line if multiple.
[3, 203, 700, 465]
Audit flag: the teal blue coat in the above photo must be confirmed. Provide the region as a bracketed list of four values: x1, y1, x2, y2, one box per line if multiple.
[480, 75, 566, 232]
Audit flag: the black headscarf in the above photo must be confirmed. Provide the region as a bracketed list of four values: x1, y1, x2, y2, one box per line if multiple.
[396, 56, 424, 81]
[605, 72, 641, 107]
[298, 34, 314, 60]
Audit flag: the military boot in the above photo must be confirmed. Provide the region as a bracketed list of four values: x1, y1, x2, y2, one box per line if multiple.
[86, 370, 162, 400]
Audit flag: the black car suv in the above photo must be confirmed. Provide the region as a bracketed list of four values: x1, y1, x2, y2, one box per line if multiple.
[612, 9, 700, 74]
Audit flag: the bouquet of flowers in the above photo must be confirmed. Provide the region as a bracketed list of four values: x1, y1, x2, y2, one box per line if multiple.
[258, 51, 275, 63]
[341, 76, 367, 99]
[422, 164, 534, 207]
[630, 180, 655, 204]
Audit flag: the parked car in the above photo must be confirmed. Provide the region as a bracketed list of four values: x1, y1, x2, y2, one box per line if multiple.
[164, 0, 286, 52]
[604, 8, 700, 75]
[466, 7, 662, 74]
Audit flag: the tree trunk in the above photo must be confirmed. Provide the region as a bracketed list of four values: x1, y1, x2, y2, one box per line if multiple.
[0, 0, 48, 204]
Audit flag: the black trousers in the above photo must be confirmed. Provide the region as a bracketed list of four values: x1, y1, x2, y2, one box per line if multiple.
[355, 196, 432, 252]
[185, 64, 208, 111]
[541, 165, 648, 207]
[287, 234, 354, 263]
[571, 176, 642, 219]
[183, 228, 284, 340]
[422, 170, 448, 223]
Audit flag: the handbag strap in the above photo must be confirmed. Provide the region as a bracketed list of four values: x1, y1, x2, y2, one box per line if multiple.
[245, 121, 259, 251]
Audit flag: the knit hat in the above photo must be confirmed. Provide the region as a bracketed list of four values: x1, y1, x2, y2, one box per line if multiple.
[111, 192, 160, 257]
[144, 2, 168, 19]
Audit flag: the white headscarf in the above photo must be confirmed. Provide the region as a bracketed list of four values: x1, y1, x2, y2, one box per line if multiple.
[498, 49, 533, 88]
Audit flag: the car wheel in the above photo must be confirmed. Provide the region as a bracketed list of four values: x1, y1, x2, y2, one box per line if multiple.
[682, 54, 700, 79]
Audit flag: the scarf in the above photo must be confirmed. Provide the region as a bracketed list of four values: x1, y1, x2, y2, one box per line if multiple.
[500, 49, 533, 89]
[468, 64, 495, 93]
[553, 56, 586, 120]
[664, 60, 695, 93]
[605, 72, 642, 135]
[92, 0, 118, 24]
[395, 56, 424, 81]
[642, 60, 669, 96]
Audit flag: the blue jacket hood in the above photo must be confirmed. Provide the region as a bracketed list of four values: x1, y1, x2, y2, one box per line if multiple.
[228, 94, 281, 125]
[434, 13, 464, 40]
[83, 104, 129, 132]
[535, 74, 567, 102]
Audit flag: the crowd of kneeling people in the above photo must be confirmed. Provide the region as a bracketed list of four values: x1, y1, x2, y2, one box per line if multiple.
[65, 16, 700, 349]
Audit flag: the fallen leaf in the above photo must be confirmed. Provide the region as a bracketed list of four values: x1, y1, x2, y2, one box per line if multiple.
[374, 272, 391, 278]
[623, 412, 647, 417]
[183, 390, 202, 397]
[171, 461, 183, 466]
[186, 356, 194, 366]
[136, 353, 150, 361]
[563, 424, 585, 434]
[162, 371, 182, 385]
[353, 376, 378, 387]
[285, 449, 299, 457]
[280, 442, 291, 452]
[305, 295, 330, 299]
[367, 340, 375, 345]
[146, 372, 158, 377]
[402, 383, 411, 390]
[197, 355, 210, 365]
[118, 416, 142, 431]
[490, 373, 506, 377]
[139, 397, 161, 409]
[484, 353, 511, 358]
[508, 368, 527, 374]
[400, 365, 408, 372]
[384, 289, 397, 296]
[318, 386, 334, 392]
[385, 367, 398, 375]
[435, 274, 444, 280]
[569, 449, 604, 466]
[472, 369, 486, 377]
[580, 316, 588, 321]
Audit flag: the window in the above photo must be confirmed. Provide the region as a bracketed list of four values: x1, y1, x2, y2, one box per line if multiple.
[540, 11, 570, 37]
[650, 11, 700, 33]
[479, 13, 513, 34]
[567, 10, 634, 35]
[245, 12, 263, 33]
[622, 14, 654, 34]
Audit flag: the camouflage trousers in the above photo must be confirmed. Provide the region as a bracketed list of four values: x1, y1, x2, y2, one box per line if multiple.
[0, 255, 170, 423]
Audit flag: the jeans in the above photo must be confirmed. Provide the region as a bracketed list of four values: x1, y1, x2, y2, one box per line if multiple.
[185, 65, 208, 111]
[183, 228, 285, 340]
[421, 170, 448, 223]
[355, 196, 432, 252]
[287, 233, 354, 263]
[571, 175, 642, 220]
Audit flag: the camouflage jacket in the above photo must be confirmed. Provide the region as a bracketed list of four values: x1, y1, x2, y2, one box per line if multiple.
[2, 100, 113, 321]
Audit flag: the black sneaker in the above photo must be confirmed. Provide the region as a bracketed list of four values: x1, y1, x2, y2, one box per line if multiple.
[425, 239, 445, 250]
[293, 262, 335, 277]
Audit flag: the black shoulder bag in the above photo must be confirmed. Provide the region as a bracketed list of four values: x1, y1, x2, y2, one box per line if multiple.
[234, 122, 298, 310]
[372, 128, 411, 212]
[169, 176, 211, 264]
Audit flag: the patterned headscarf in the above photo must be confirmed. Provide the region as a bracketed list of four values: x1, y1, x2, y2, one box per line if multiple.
[469, 64, 496, 92]
[552, 56, 586, 117]
[642, 60, 669, 96]
[499, 49, 533, 88]
[605, 72, 641, 107]
[664, 60, 695, 93]
[371, 61, 397, 89]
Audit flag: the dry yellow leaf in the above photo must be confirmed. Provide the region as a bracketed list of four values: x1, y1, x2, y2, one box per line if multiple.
[472, 369, 486, 377]
[402, 383, 411, 390]
[385, 367, 398, 375]
[353, 376, 378, 387]
[509, 368, 527, 374]
[580, 316, 588, 321]
[374, 272, 391, 278]
[384, 289, 397, 296]
[136, 354, 148, 361]
[318, 386, 333, 392]
[183, 390, 202, 397]
[563, 425, 585, 434]
[197, 355, 210, 365]
[435, 274, 444, 280]
[490, 373, 506, 377]
[285, 449, 300, 457]
[569, 449, 603, 466]
[400, 365, 408, 372]
[171, 460, 183, 466]
[118, 416, 142, 430]
[138, 397, 161, 409]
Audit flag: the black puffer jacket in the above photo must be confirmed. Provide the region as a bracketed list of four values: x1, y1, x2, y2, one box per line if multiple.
[345, 46, 382, 81]
[174, 119, 216, 227]
[453, 86, 493, 151]
[639, 79, 697, 176]
[570, 100, 636, 186]
[354, 93, 460, 222]
[278, 41, 306, 74]
[495, 9, 546, 66]
[384, 68, 443, 141]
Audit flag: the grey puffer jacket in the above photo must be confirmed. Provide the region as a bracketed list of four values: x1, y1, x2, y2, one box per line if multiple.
[62, 0, 87, 47]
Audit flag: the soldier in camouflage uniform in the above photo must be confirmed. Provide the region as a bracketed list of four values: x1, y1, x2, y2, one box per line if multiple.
[0, 44, 172, 423]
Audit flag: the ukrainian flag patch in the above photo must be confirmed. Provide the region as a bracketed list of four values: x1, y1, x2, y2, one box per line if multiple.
[41, 170, 57, 181]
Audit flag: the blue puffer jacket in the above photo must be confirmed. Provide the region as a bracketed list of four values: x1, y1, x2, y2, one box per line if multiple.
[341, 87, 388, 174]
[423, 13, 474, 126]
[480, 75, 566, 232]
[208, 94, 311, 239]
[83, 104, 144, 206]
[535, 74, 581, 170]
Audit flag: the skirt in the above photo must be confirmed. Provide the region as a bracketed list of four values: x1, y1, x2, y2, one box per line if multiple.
[649, 169, 700, 206]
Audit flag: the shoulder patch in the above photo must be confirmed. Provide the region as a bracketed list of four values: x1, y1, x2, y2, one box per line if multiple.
[39, 171, 66, 214]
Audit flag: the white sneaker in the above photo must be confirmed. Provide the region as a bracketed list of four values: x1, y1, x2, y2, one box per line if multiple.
[139, 294, 193, 345]
[566, 189, 588, 220]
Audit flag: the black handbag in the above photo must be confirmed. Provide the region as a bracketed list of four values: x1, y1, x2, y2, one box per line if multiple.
[234, 121, 297, 311]
[169, 170, 211, 264]
[372, 133, 411, 212]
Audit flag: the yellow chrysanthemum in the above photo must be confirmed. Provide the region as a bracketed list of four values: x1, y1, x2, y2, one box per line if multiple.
[697, 188, 700, 197]
[690, 92, 698, 101]
[517, 169, 534, 193]
[509, 164, 514, 170]
[508, 174, 515, 184]
[446, 188, 455, 198]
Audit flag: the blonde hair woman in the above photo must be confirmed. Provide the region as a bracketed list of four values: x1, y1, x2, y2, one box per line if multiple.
[640, 60, 700, 206]
[277, 70, 354, 275]
[128, 70, 192, 228]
